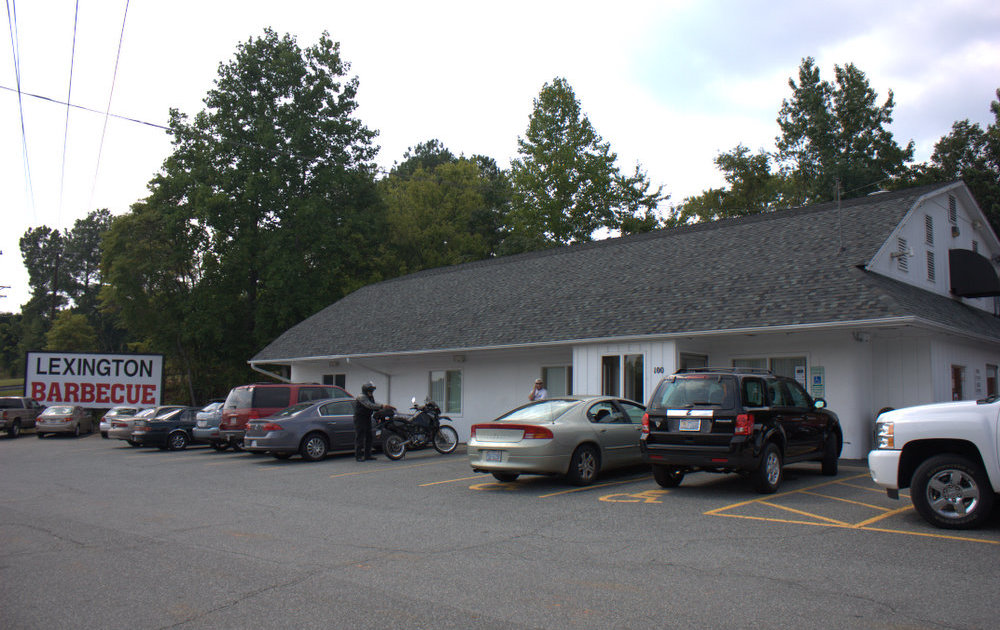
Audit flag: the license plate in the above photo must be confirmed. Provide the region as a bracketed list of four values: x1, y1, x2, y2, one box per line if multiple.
[484, 450, 502, 462]
[679, 419, 701, 432]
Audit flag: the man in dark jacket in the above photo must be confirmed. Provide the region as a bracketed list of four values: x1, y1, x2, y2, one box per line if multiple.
[354, 382, 390, 462]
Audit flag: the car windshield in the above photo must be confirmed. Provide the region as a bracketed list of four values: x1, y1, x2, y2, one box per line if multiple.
[495, 399, 579, 423]
[648, 375, 738, 410]
[200, 402, 222, 412]
[273, 402, 314, 418]
[108, 408, 138, 417]
[157, 408, 183, 420]
[134, 408, 157, 418]
[43, 406, 74, 415]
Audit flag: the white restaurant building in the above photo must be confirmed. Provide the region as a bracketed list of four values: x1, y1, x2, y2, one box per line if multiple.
[251, 182, 1000, 459]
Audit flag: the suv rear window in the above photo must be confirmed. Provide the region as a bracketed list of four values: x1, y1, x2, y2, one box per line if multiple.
[648, 375, 738, 410]
[253, 387, 291, 409]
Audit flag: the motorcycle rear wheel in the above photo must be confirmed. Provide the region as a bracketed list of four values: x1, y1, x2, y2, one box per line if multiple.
[384, 433, 407, 460]
[433, 425, 459, 454]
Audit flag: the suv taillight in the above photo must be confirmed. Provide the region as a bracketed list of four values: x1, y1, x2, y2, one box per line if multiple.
[640, 413, 650, 435]
[735, 413, 755, 436]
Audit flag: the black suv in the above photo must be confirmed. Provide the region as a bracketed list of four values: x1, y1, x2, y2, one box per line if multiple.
[640, 368, 841, 493]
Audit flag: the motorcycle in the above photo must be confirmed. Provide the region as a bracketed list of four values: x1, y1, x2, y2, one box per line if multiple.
[374, 397, 459, 460]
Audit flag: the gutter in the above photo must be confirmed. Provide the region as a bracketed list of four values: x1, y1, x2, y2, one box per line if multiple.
[250, 315, 969, 364]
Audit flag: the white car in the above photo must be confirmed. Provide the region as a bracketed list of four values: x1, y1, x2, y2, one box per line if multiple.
[99, 406, 147, 438]
[869, 398, 1000, 529]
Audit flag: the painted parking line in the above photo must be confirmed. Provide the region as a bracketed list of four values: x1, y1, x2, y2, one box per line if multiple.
[463, 474, 653, 496]
[329, 460, 449, 478]
[704, 473, 998, 545]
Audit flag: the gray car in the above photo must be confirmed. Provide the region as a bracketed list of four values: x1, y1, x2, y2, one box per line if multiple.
[468, 396, 647, 485]
[191, 401, 228, 450]
[108, 405, 185, 446]
[243, 397, 362, 461]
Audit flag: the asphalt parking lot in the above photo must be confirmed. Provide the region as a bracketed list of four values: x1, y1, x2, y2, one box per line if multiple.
[2, 431, 998, 630]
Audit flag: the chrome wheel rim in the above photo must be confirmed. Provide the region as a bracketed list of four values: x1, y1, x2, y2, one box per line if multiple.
[576, 450, 597, 481]
[169, 433, 186, 449]
[926, 468, 981, 519]
[305, 437, 326, 459]
[764, 451, 781, 486]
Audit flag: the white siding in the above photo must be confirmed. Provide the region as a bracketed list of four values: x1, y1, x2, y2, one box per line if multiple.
[868, 188, 1000, 314]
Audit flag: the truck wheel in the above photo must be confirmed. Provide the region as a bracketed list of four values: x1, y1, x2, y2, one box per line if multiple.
[910, 454, 995, 529]
[7, 421, 20, 439]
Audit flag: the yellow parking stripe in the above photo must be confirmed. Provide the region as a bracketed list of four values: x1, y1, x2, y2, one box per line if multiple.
[329, 460, 443, 478]
[851, 506, 915, 527]
[799, 490, 892, 511]
[420, 476, 483, 486]
[756, 500, 851, 526]
[539, 476, 651, 498]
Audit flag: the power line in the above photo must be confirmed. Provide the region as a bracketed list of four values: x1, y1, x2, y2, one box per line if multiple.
[59, 0, 81, 220]
[0, 84, 170, 131]
[6, 0, 34, 214]
[90, 0, 130, 204]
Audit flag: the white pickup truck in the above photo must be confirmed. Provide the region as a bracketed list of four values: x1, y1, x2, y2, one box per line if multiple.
[868, 398, 1000, 529]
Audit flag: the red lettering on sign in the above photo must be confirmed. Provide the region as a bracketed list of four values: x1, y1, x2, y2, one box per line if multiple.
[81, 383, 95, 403]
[31, 382, 45, 399]
[96, 383, 110, 404]
[47, 382, 62, 402]
[141, 384, 156, 405]
[111, 383, 125, 404]
[64, 382, 80, 402]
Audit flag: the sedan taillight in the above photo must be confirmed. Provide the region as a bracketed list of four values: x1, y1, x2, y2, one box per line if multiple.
[640, 413, 650, 435]
[261, 422, 283, 432]
[520, 425, 553, 439]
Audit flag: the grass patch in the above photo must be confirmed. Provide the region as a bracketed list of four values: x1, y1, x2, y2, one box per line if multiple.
[0, 378, 25, 396]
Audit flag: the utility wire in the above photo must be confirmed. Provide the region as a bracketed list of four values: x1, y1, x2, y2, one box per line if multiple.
[59, 0, 81, 220]
[6, 0, 34, 214]
[0, 84, 170, 131]
[90, 0, 130, 204]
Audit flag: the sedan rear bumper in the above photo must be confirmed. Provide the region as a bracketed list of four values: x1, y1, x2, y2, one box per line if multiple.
[467, 444, 570, 475]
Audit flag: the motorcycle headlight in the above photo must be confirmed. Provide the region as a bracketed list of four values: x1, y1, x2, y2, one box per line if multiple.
[874, 420, 894, 449]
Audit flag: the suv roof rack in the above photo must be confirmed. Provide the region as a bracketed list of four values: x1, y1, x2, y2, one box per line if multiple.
[674, 367, 773, 375]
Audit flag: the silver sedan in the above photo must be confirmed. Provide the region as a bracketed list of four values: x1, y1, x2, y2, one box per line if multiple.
[468, 396, 646, 485]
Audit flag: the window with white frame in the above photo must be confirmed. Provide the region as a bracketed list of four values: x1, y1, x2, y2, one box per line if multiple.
[429, 369, 462, 413]
[542, 366, 572, 397]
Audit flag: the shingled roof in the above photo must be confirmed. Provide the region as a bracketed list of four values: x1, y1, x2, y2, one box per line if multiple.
[253, 182, 1000, 362]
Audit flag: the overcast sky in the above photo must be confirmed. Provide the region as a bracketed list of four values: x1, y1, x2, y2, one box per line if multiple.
[3, 0, 999, 310]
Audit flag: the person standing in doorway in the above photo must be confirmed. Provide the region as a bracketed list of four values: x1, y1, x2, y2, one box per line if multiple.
[354, 382, 391, 462]
[529, 378, 548, 401]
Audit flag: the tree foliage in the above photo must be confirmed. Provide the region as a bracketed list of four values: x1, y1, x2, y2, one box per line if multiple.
[45, 311, 98, 352]
[908, 88, 1000, 231]
[776, 57, 914, 201]
[507, 77, 665, 251]
[100, 29, 382, 402]
[675, 145, 792, 223]
[380, 140, 510, 273]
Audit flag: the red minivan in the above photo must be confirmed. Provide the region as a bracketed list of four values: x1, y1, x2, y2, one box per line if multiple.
[218, 383, 349, 450]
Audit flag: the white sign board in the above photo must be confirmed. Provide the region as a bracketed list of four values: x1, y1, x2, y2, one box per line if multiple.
[25, 351, 164, 409]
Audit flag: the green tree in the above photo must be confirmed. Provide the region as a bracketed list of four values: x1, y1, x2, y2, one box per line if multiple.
[0, 312, 23, 377]
[908, 88, 1000, 230]
[44, 310, 98, 352]
[507, 77, 665, 251]
[776, 57, 914, 201]
[675, 145, 793, 223]
[19, 226, 69, 322]
[100, 29, 382, 400]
